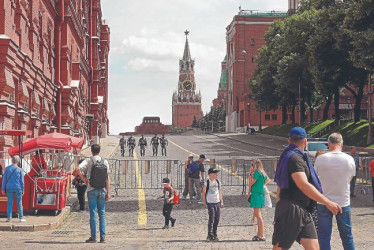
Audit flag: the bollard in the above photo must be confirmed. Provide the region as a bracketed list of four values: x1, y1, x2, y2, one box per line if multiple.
[122, 160, 127, 175]
[210, 159, 216, 169]
[166, 160, 171, 174]
[231, 158, 236, 173]
[145, 160, 150, 174]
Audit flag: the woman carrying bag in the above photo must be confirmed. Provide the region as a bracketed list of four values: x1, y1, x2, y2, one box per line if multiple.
[247, 158, 271, 241]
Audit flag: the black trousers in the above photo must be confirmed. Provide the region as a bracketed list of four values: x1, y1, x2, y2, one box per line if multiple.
[76, 185, 87, 210]
[120, 146, 125, 156]
[162, 203, 174, 226]
[208, 203, 220, 237]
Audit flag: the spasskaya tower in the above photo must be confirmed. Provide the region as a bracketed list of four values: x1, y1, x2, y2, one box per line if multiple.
[172, 31, 202, 128]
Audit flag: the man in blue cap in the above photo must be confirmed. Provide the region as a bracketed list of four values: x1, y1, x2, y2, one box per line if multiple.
[272, 127, 342, 250]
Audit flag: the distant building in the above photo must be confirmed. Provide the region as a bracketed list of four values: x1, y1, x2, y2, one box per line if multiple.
[225, 10, 288, 132]
[172, 31, 202, 129]
[212, 56, 227, 108]
[120, 117, 170, 135]
[0, 0, 110, 150]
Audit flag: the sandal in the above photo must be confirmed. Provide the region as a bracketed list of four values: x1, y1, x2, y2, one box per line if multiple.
[252, 236, 266, 241]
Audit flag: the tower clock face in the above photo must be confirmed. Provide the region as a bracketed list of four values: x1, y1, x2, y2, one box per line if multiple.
[182, 80, 193, 91]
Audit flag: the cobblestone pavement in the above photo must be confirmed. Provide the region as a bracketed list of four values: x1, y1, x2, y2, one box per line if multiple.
[0, 134, 373, 249]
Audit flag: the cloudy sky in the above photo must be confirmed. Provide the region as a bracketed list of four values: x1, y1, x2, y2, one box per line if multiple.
[101, 0, 288, 134]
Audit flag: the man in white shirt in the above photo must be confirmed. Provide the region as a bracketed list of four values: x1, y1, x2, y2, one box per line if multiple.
[314, 133, 355, 250]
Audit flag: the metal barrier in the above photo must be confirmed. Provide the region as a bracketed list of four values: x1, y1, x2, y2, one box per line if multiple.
[358, 157, 373, 195]
[112, 159, 183, 195]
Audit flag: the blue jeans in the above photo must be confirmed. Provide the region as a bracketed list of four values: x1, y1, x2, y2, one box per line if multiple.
[6, 189, 23, 219]
[317, 204, 355, 250]
[87, 189, 106, 239]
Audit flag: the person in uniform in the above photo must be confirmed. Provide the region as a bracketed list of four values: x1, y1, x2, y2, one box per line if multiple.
[119, 135, 126, 157]
[138, 135, 147, 157]
[160, 134, 168, 156]
[150, 134, 159, 156]
[127, 135, 136, 157]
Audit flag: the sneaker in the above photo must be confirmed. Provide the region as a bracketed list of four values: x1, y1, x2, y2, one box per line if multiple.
[350, 194, 356, 197]
[19, 218, 26, 222]
[85, 237, 96, 243]
[100, 238, 105, 243]
[171, 218, 176, 227]
[206, 235, 214, 241]
[162, 225, 169, 229]
[182, 196, 187, 200]
[5, 218, 12, 222]
[213, 235, 219, 241]
[197, 200, 203, 204]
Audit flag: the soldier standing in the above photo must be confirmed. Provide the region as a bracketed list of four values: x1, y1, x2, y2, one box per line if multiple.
[127, 135, 136, 157]
[151, 134, 160, 156]
[160, 134, 168, 156]
[138, 135, 148, 157]
[119, 135, 126, 157]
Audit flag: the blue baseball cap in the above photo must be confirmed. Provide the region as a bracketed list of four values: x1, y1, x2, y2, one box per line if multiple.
[289, 127, 307, 140]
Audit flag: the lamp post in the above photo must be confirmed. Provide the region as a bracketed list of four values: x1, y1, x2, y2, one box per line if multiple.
[347, 97, 351, 120]
[367, 72, 372, 145]
[259, 100, 262, 131]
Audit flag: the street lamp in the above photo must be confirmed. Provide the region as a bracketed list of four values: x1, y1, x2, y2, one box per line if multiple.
[367, 72, 372, 145]
[347, 97, 351, 120]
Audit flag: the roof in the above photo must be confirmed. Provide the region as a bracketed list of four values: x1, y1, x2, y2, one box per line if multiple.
[239, 10, 289, 17]
[182, 36, 192, 61]
[219, 70, 227, 90]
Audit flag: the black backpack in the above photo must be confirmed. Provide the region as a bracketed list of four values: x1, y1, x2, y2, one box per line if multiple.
[89, 157, 108, 189]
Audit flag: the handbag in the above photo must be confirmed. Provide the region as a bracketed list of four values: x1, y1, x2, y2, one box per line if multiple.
[247, 195, 251, 203]
[264, 186, 272, 208]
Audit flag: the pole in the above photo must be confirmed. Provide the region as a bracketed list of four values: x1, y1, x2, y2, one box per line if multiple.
[367, 72, 372, 145]
[298, 76, 301, 126]
[259, 102, 262, 131]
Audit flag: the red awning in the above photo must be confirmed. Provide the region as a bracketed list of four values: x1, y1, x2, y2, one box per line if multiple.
[8, 133, 84, 156]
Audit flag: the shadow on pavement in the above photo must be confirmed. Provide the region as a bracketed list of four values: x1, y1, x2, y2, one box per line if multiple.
[24, 241, 82, 244]
[167, 239, 256, 243]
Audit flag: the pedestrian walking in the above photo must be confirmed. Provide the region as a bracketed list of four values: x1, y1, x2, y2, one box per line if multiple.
[1, 156, 25, 222]
[202, 168, 223, 241]
[160, 134, 168, 156]
[150, 134, 159, 156]
[182, 154, 196, 199]
[138, 135, 147, 157]
[76, 144, 110, 243]
[369, 159, 374, 204]
[127, 134, 136, 157]
[315, 133, 356, 250]
[72, 159, 87, 211]
[187, 154, 206, 203]
[156, 178, 176, 229]
[349, 147, 360, 197]
[247, 163, 256, 225]
[272, 127, 342, 250]
[119, 135, 126, 157]
[247, 158, 271, 241]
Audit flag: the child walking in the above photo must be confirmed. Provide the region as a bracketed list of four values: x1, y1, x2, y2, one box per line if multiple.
[157, 178, 176, 229]
[202, 168, 223, 241]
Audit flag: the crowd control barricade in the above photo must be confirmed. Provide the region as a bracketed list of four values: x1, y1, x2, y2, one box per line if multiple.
[112, 159, 183, 195]
[358, 157, 373, 195]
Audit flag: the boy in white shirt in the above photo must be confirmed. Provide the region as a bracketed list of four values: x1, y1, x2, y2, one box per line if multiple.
[202, 168, 223, 241]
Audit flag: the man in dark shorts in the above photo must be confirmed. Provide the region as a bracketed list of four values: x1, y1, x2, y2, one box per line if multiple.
[272, 127, 342, 250]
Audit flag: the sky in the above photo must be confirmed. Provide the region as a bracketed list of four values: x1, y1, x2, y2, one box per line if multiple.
[101, 0, 288, 134]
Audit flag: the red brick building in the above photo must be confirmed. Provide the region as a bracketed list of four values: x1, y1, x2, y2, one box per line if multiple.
[132, 117, 170, 135]
[225, 10, 288, 132]
[172, 31, 202, 129]
[212, 56, 227, 108]
[0, 0, 110, 151]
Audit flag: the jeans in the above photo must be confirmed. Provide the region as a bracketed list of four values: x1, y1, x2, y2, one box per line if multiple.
[6, 189, 23, 219]
[208, 203, 220, 237]
[189, 177, 201, 201]
[350, 175, 357, 195]
[162, 203, 174, 226]
[77, 185, 87, 210]
[161, 146, 167, 156]
[182, 170, 196, 197]
[152, 145, 159, 156]
[317, 204, 354, 250]
[88, 189, 106, 239]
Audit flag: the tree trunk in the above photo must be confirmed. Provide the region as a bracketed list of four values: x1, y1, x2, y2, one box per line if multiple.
[301, 100, 306, 124]
[309, 107, 314, 123]
[334, 88, 340, 122]
[291, 104, 296, 124]
[323, 94, 332, 121]
[354, 83, 364, 123]
[282, 104, 287, 124]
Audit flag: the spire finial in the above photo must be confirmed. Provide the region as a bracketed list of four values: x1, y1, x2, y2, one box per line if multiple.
[184, 30, 189, 37]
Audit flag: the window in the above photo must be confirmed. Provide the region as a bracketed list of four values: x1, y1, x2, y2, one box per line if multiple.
[251, 38, 255, 46]
[265, 114, 270, 121]
[272, 114, 277, 121]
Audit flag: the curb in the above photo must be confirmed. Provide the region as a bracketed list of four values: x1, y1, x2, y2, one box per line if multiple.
[0, 197, 78, 232]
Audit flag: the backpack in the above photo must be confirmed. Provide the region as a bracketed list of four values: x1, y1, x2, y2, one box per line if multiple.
[205, 179, 220, 200]
[187, 161, 200, 175]
[168, 186, 180, 205]
[89, 157, 108, 189]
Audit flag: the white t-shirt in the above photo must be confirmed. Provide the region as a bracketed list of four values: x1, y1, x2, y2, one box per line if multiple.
[315, 151, 355, 207]
[205, 178, 220, 203]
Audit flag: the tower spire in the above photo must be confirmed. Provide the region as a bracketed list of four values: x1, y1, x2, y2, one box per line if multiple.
[182, 30, 191, 61]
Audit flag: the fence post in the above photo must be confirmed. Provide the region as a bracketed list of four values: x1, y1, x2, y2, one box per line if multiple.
[231, 158, 236, 173]
[122, 160, 127, 175]
[145, 160, 150, 174]
[210, 159, 216, 169]
[166, 160, 171, 174]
